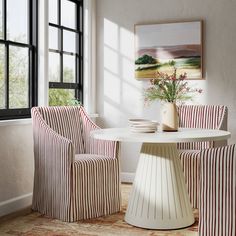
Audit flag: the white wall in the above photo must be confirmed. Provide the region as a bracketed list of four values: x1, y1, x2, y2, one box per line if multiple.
[95, 0, 236, 174]
[0, 123, 34, 216]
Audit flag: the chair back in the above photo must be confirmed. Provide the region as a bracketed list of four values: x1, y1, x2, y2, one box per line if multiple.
[34, 106, 85, 154]
[178, 105, 228, 150]
[199, 144, 236, 236]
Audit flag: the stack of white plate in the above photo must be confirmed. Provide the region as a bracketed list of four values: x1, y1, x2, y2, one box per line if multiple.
[128, 119, 159, 133]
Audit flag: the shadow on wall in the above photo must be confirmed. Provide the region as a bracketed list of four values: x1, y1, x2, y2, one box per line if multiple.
[97, 18, 145, 128]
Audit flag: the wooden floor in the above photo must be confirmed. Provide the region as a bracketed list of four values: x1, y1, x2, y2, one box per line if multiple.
[0, 184, 198, 236]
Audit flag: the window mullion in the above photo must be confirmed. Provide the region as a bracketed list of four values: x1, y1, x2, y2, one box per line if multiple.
[60, 30, 63, 83]
[29, 49, 32, 108]
[5, 44, 9, 109]
[58, 0, 61, 25]
[3, 0, 6, 40]
[28, 0, 31, 45]
[58, 0, 63, 83]
[75, 3, 79, 98]
[28, 0, 32, 107]
[79, 2, 83, 103]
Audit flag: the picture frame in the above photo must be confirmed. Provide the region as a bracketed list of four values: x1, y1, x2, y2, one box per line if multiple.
[134, 21, 203, 80]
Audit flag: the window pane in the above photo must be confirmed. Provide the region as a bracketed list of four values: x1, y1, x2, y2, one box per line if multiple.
[63, 30, 76, 52]
[80, 34, 83, 56]
[0, 0, 3, 39]
[49, 88, 75, 106]
[80, 5, 83, 30]
[7, 0, 28, 43]
[49, 26, 59, 50]
[0, 44, 5, 108]
[49, 52, 60, 82]
[61, 0, 76, 29]
[63, 54, 75, 83]
[49, 0, 58, 24]
[9, 46, 29, 108]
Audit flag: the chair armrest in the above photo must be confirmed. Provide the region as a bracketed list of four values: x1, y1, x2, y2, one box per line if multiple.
[86, 125, 119, 159]
[89, 136, 119, 159]
[32, 108, 74, 170]
[79, 107, 119, 158]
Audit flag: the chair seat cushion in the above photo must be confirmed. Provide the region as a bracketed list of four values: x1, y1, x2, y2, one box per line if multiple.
[75, 153, 115, 162]
[179, 149, 201, 209]
[72, 153, 120, 220]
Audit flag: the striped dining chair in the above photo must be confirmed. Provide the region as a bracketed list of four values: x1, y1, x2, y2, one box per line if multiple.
[177, 105, 228, 208]
[199, 144, 236, 236]
[31, 106, 121, 222]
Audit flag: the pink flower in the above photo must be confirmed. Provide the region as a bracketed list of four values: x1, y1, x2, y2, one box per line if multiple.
[179, 73, 187, 80]
[144, 68, 203, 104]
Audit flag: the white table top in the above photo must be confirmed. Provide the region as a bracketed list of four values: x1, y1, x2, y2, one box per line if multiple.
[90, 128, 231, 143]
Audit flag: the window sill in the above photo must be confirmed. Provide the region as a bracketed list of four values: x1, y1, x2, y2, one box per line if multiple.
[0, 118, 32, 127]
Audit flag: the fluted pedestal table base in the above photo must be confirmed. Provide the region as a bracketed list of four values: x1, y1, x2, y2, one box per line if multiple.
[125, 143, 195, 229]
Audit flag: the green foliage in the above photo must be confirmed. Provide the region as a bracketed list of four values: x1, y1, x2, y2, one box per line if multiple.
[0, 45, 28, 109]
[185, 57, 201, 68]
[63, 67, 75, 83]
[9, 48, 28, 108]
[49, 65, 80, 106]
[68, 98, 81, 106]
[49, 89, 81, 106]
[144, 68, 202, 103]
[135, 54, 157, 65]
[169, 60, 176, 66]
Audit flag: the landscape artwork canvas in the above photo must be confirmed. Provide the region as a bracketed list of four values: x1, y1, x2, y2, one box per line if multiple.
[135, 21, 202, 79]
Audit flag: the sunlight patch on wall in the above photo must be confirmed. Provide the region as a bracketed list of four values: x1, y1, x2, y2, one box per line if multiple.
[104, 46, 119, 74]
[104, 19, 118, 50]
[103, 18, 145, 122]
[104, 70, 120, 103]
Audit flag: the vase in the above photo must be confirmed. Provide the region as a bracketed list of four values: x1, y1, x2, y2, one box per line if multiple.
[161, 102, 178, 132]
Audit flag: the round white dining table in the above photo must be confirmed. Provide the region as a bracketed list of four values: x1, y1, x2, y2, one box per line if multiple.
[90, 128, 230, 230]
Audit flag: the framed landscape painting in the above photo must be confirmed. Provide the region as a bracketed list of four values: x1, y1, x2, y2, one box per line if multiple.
[135, 21, 203, 79]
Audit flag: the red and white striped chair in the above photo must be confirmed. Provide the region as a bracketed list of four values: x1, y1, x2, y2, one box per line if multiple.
[178, 105, 228, 208]
[199, 144, 236, 236]
[31, 106, 121, 222]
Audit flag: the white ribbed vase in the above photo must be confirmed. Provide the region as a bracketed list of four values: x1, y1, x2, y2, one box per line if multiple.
[161, 102, 178, 132]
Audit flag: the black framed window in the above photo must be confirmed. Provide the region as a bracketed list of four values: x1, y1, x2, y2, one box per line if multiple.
[0, 0, 38, 120]
[48, 0, 83, 106]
